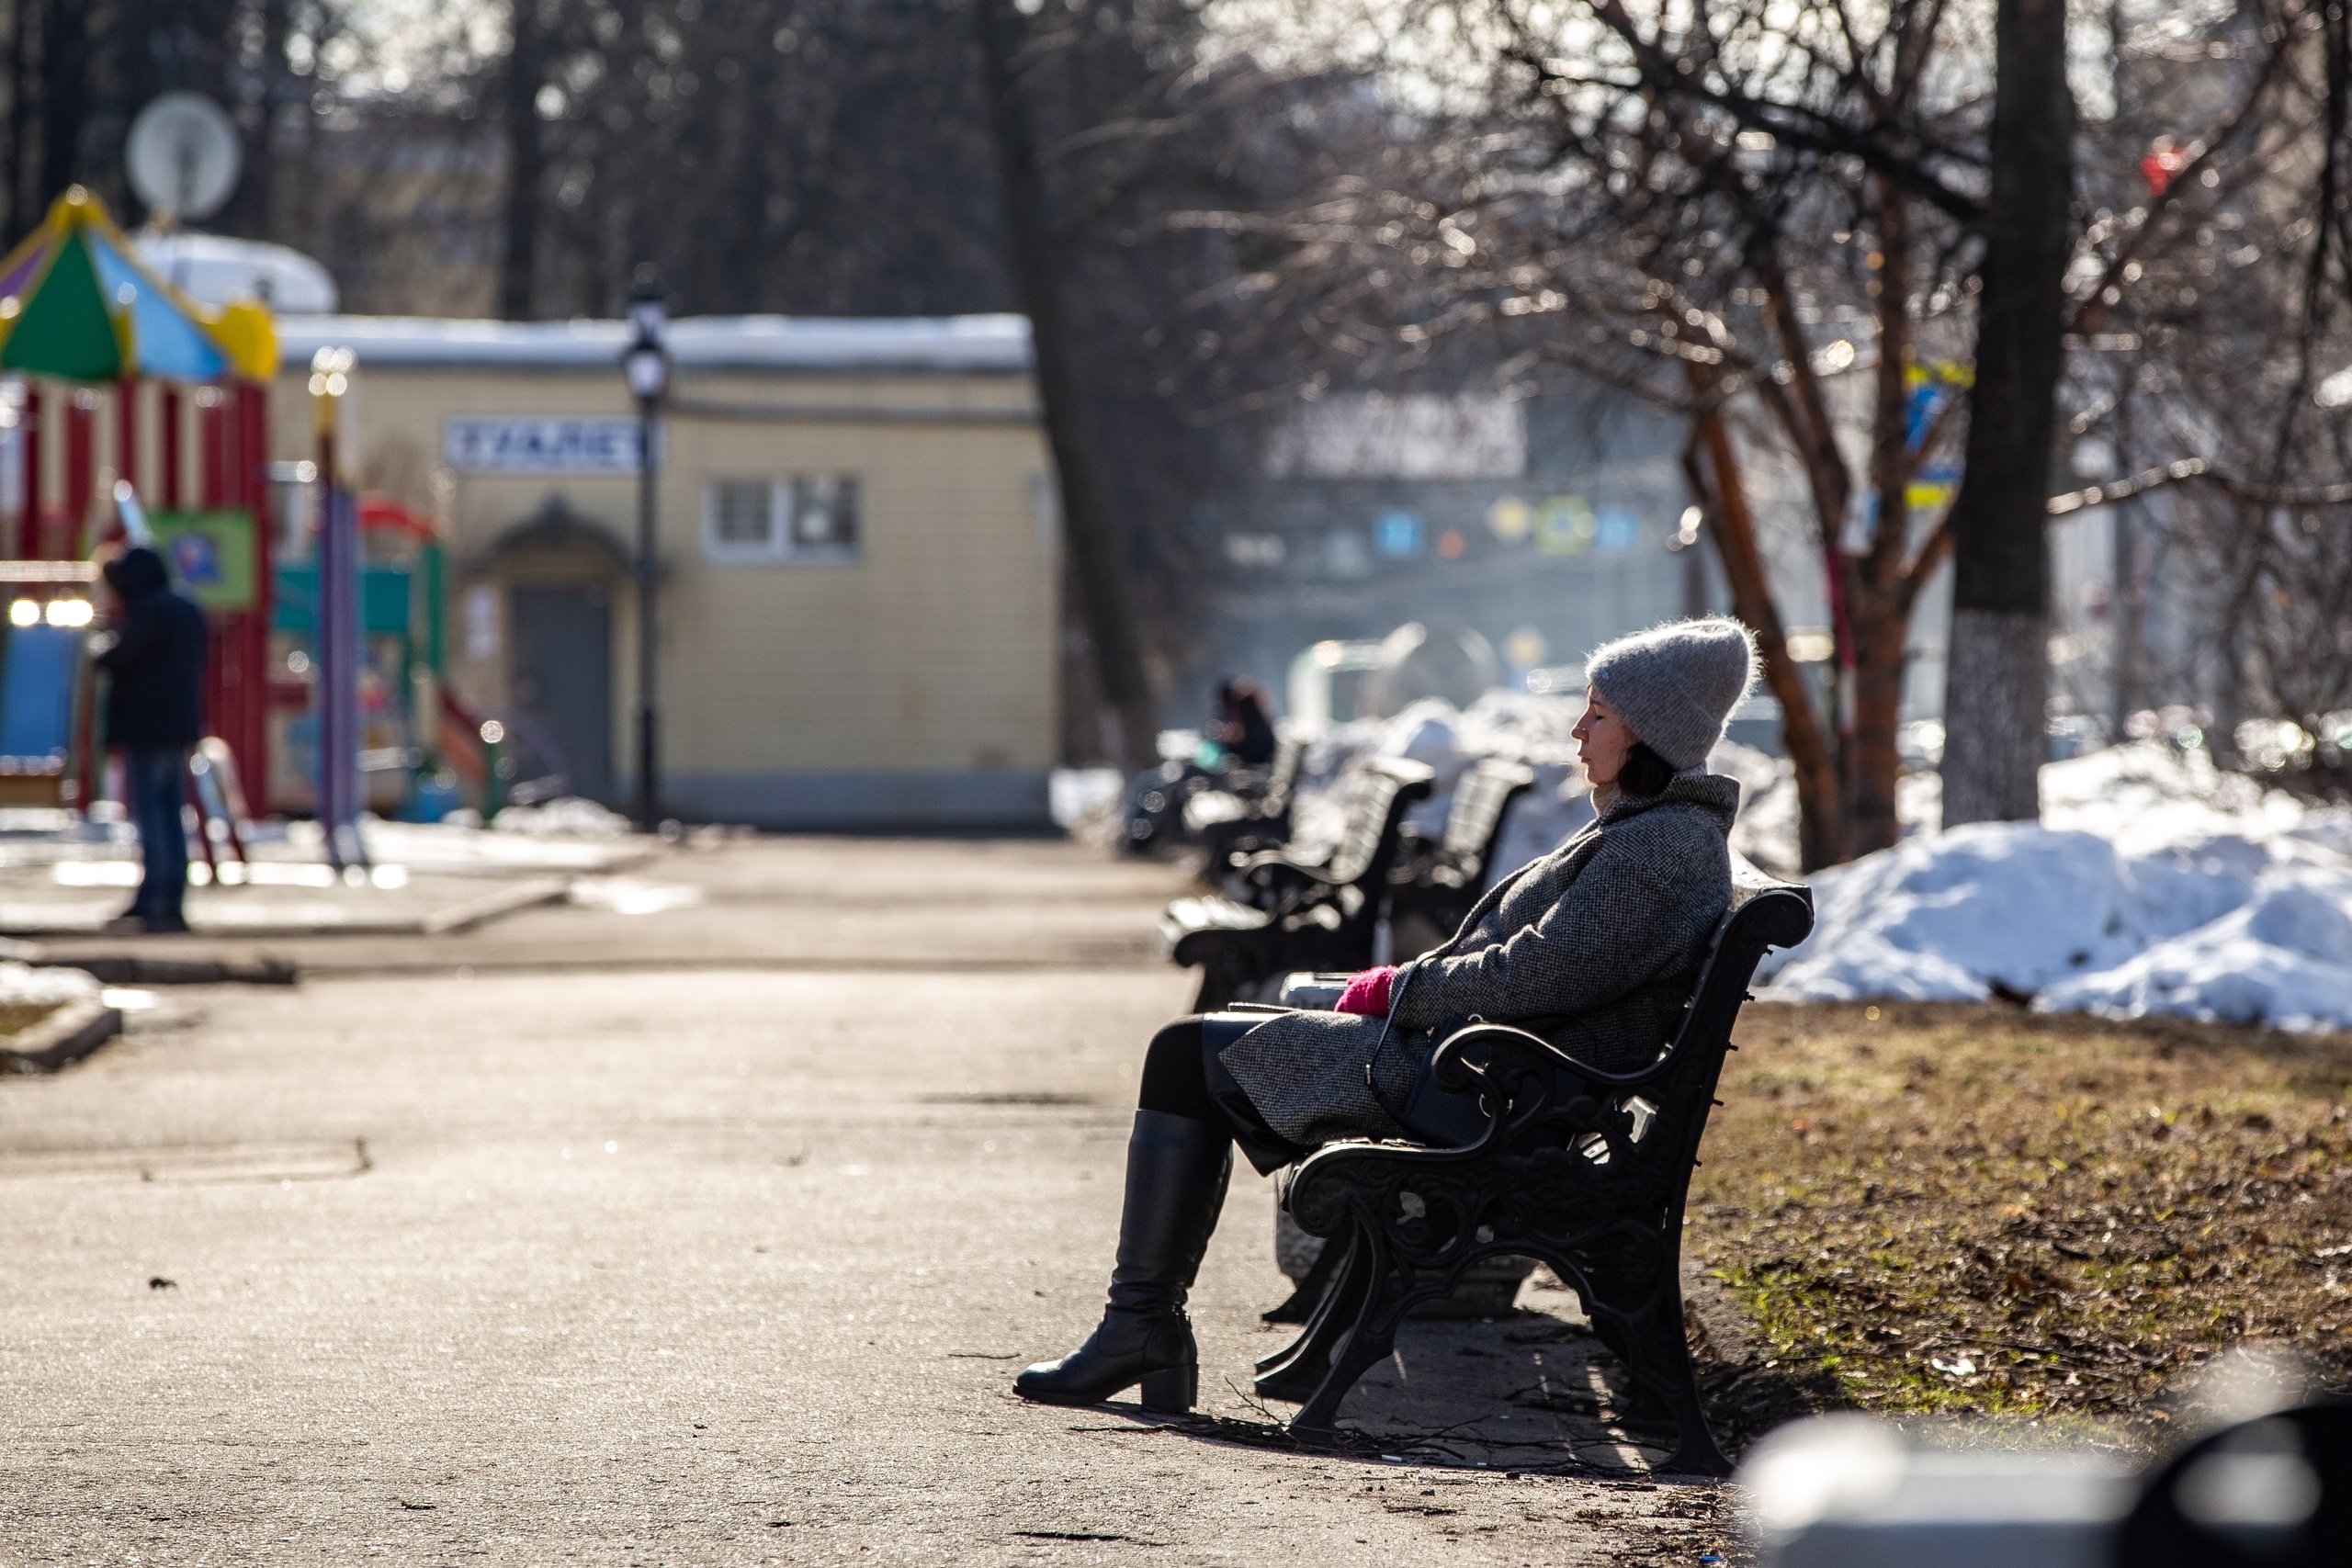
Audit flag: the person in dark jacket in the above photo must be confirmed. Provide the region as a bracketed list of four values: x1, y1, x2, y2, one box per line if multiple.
[1208, 677, 1279, 767]
[95, 547, 207, 934]
[1013, 616, 1758, 1415]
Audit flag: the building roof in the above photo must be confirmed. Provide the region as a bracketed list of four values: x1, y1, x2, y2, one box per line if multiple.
[272, 313, 1034, 375]
[132, 231, 340, 314]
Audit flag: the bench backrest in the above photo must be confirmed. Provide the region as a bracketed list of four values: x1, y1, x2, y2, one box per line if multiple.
[1439, 759, 1537, 871]
[1665, 859, 1815, 1064]
[1323, 755, 1437, 889]
[1261, 734, 1306, 813]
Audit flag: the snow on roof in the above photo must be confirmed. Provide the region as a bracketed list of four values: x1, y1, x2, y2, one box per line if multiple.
[271, 313, 1033, 375]
[132, 231, 340, 314]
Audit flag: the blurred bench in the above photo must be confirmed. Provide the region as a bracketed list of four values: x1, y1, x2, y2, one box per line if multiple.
[1385, 757, 1539, 958]
[1184, 735, 1306, 877]
[1158, 756, 1434, 1011]
[1253, 860, 1814, 1475]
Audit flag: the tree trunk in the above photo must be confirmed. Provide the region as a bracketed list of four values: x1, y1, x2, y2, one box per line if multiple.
[973, 0, 1159, 772]
[1684, 400, 1843, 870]
[223, 0, 290, 241]
[6, 0, 34, 243]
[1844, 182, 1915, 858]
[1942, 607, 2048, 827]
[498, 0, 548, 321]
[36, 0, 84, 203]
[1845, 578, 1908, 852]
[1940, 0, 2075, 825]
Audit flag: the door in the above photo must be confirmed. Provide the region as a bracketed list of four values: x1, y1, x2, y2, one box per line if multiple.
[509, 583, 614, 804]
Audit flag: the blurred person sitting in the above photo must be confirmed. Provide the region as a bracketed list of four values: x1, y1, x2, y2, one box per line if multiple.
[1204, 676, 1278, 768]
[94, 547, 208, 935]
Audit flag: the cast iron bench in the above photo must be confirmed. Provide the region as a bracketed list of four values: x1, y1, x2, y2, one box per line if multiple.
[1251, 860, 1814, 1474]
[1184, 735, 1306, 876]
[1385, 758, 1540, 958]
[1159, 755, 1435, 1010]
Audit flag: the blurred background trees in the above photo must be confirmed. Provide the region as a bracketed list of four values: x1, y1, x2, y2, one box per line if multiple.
[1165, 0, 2352, 862]
[0, 0, 1350, 767]
[2, 0, 2348, 819]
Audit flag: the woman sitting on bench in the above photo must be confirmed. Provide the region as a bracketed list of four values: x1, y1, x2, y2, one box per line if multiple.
[1015, 616, 1758, 1414]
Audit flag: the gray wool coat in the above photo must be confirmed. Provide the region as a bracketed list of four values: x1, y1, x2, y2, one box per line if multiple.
[1216, 772, 1740, 1148]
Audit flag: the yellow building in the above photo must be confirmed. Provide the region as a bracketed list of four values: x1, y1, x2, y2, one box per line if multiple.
[270, 316, 1058, 828]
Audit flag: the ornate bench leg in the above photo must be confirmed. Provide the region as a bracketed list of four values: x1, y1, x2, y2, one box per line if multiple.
[1593, 1274, 1732, 1478]
[1286, 1247, 1412, 1439]
[1645, 1300, 1733, 1476]
[1255, 1227, 1371, 1401]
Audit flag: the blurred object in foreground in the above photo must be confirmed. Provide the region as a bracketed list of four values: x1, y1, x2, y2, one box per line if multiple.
[1744, 1398, 2351, 1568]
[1048, 767, 1123, 833]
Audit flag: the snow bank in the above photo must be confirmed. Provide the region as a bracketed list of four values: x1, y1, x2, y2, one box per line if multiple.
[2037, 873, 2352, 1032]
[0, 960, 99, 1005]
[1316, 697, 2352, 1032]
[488, 797, 637, 838]
[1761, 742, 2352, 1032]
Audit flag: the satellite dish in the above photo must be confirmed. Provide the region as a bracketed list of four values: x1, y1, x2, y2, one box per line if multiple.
[125, 93, 242, 221]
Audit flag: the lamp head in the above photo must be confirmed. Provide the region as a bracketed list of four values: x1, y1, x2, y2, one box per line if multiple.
[623, 342, 669, 400]
[628, 265, 667, 339]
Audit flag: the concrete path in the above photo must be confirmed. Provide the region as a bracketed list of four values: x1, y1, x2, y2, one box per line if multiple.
[0, 838, 1736, 1565]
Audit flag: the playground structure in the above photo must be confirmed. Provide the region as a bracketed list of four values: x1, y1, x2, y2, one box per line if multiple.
[0, 186, 487, 838]
[265, 492, 499, 820]
[0, 187, 276, 817]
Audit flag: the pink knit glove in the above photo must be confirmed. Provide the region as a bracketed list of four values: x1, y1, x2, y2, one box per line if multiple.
[1336, 965, 1398, 1017]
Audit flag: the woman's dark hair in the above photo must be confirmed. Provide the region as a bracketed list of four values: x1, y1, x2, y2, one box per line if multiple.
[1618, 741, 1675, 798]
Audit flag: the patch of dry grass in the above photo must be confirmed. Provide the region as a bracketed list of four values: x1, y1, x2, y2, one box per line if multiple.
[1688, 1002, 2352, 1443]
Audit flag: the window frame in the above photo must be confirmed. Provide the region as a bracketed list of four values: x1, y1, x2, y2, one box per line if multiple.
[699, 474, 863, 568]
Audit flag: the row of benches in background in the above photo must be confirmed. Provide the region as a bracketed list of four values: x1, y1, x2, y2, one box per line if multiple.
[1158, 746, 1542, 1010]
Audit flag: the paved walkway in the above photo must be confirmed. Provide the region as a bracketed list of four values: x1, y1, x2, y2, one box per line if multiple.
[0, 838, 1735, 1565]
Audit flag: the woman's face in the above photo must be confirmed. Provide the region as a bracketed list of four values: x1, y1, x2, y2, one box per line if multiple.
[1573, 685, 1636, 788]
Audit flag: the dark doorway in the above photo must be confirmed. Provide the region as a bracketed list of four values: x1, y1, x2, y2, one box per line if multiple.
[510, 583, 614, 804]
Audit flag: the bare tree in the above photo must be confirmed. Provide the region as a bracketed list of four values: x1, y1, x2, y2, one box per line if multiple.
[1182, 0, 2341, 863]
[1186, 1, 2007, 865]
[497, 0, 551, 319]
[2052, 3, 2352, 788]
[1938, 0, 2074, 826]
[973, 0, 1159, 770]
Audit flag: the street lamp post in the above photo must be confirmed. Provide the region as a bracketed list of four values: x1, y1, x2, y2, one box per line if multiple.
[622, 270, 670, 831]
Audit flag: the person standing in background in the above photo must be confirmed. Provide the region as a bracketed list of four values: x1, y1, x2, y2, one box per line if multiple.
[94, 547, 208, 935]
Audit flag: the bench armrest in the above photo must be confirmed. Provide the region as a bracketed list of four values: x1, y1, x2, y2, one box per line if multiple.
[1430, 1019, 1690, 1100]
[1238, 849, 1346, 889]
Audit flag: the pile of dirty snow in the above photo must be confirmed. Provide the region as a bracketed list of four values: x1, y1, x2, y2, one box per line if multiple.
[487, 797, 637, 838]
[1291, 699, 2352, 1032]
[0, 960, 99, 1005]
[1759, 743, 2352, 1032]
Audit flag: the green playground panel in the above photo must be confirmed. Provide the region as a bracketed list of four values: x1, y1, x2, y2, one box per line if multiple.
[151, 511, 260, 613]
[274, 564, 414, 637]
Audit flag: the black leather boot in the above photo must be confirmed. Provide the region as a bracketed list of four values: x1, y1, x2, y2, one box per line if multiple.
[1015, 1111, 1232, 1412]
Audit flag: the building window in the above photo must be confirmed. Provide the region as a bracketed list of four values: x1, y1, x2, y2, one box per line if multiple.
[787, 475, 859, 554]
[702, 475, 862, 564]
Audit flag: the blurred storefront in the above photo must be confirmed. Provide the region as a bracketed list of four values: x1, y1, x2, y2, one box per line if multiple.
[266, 315, 1058, 829]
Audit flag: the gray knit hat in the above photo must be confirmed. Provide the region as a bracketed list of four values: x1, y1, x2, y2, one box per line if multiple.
[1583, 617, 1759, 771]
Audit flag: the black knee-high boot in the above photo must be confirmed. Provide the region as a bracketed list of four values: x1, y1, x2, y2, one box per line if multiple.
[1014, 1111, 1232, 1412]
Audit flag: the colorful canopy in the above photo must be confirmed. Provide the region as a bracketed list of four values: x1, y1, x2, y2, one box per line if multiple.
[0, 186, 277, 383]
